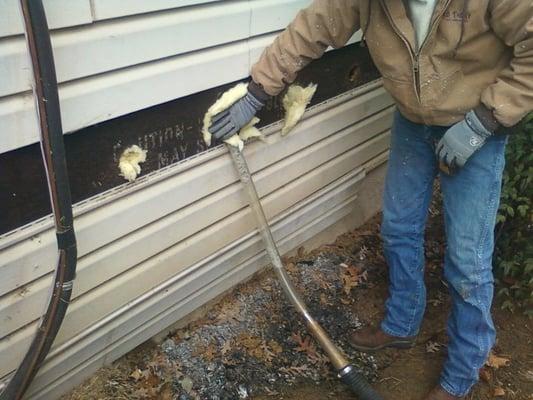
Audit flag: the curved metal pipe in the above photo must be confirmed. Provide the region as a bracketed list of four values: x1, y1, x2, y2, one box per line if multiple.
[0, 1, 77, 399]
[227, 145, 383, 399]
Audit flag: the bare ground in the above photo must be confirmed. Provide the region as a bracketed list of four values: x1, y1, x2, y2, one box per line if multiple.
[63, 197, 532, 400]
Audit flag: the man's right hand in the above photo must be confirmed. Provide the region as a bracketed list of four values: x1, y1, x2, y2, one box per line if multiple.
[209, 90, 265, 141]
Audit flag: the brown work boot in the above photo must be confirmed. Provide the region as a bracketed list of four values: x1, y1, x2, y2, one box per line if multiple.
[423, 386, 463, 400]
[348, 326, 415, 352]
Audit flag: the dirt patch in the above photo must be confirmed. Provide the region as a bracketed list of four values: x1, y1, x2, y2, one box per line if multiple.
[63, 194, 532, 400]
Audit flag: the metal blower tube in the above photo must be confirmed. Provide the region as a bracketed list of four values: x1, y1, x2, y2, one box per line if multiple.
[227, 145, 383, 400]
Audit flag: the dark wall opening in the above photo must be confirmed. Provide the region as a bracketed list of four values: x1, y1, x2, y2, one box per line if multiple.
[0, 43, 380, 235]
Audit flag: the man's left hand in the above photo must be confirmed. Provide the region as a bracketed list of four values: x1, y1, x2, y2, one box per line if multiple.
[436, 109, 495, 174]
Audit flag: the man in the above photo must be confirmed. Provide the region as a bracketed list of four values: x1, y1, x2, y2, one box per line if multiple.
[208, 1, 533, 399]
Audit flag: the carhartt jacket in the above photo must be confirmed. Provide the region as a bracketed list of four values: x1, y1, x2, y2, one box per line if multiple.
[251, 0, 533, 127]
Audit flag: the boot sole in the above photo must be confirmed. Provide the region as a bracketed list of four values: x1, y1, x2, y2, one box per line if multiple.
[349, 340, 416, 353]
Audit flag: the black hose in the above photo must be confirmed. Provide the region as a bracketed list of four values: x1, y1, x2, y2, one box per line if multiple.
[339, 366, 384, 400]
[0, 1, 77, 399]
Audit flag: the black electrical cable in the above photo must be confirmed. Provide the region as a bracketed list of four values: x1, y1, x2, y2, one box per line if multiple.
[0, 1, 77, 399]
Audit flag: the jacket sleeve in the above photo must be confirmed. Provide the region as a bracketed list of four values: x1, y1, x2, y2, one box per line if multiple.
[251, 0, 360, 96]
[481, 0, 533, 127]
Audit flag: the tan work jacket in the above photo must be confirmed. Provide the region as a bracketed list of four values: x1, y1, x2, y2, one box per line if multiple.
[251, 0, 533, 127]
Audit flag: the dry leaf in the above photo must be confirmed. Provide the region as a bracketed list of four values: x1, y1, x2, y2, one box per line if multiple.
[494, 387, 505, 397]
[479, 367, 492, 383]
[221, 340, 232, 356]
[268, 340, 283, 354]
[486, 352, 510, 369]
[320, 293, 332, 306]
[285, 262, 299, 274]
[426, 341, 442, 353]
[340, 263, 367, 295]
[292, 333, 317, 357]
[280, 365, 311, 377]
[159, 383, 173, 400]
[130, 369, 143, 381]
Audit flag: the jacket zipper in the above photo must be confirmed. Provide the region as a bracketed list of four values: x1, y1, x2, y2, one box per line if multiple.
[380, 0, 452, 103]
[413, 0, 452, 98]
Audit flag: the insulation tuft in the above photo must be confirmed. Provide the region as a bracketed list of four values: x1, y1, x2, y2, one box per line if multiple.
[118, 145, 147, 182]
[282, 83, 317, 136]
[202, 82, 317, 150]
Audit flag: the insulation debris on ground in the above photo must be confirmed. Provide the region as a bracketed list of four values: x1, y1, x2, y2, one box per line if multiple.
[118, 145, 147, 182]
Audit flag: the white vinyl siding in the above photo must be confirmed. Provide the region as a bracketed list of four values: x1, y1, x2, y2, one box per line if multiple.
[0, 0, 326, 154]
[0, 1, 390, 398]
[0, 82, 394, 399]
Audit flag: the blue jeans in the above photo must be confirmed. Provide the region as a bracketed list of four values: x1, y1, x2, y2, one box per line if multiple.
[380, 111, 507, 397]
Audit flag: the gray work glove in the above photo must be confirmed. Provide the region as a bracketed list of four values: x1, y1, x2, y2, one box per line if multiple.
[209, 84, 268, 141]
[436, 108, 497, 174]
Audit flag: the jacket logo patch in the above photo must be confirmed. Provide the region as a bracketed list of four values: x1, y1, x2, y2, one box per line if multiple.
[443, 10, 471, 22]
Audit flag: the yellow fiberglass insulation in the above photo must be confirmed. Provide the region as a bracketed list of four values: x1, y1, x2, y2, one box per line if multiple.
[202, 82, 317, 151]
[118, 145, 147, 182]
[282, 83, 317, 136]
[202, 83, 251, 148]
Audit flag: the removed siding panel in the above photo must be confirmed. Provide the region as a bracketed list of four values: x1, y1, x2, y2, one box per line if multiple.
[0, 84, 393, 383]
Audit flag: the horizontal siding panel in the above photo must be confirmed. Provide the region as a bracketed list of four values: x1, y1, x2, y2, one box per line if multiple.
[1, 127, 389, 380]
[0, 85, 393, 379]
[0, 36, 31, 99]
[0, 92, 39, 152]
[0, 106, 393, 340]
[91, 0, 221, 21]
[26, 162, 381, 400]
[1, 31, 289, 154]
[0, 2, 255, 98]
[0, 83, 392, 298]
[0, 38, 250, 154]
[52, 2, 251, 85]
[0, 0, 352, 154]
[0, 0, 309, 98]
[250, 0, 309, 36]
[1, 33, 362, 154]
[0, 0, 93, 38]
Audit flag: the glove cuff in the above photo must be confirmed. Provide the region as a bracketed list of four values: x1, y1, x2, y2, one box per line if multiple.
[466, 109, 494, 139]
[248, 80, 270, 104]
[473, 104, 500, 134]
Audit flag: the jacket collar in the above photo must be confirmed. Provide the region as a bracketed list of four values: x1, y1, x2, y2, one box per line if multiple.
[381, 0, 417, 51]
[380, 0, 454, 52]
